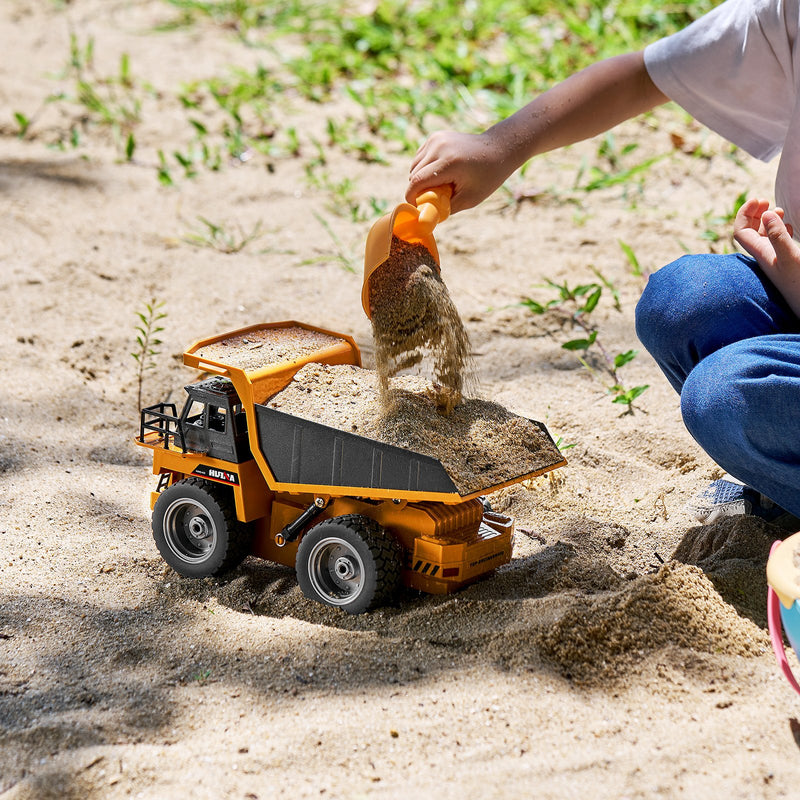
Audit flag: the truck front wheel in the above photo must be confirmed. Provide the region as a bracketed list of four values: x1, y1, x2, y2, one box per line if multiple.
[152, 477, 251, 578]
[296, 515, 402, 614]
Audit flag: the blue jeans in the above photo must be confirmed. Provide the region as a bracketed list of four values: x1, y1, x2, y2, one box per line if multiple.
[635, 253, 800, 516]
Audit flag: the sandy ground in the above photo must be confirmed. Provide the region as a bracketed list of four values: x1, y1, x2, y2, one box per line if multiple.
[4, 2, 800, 798]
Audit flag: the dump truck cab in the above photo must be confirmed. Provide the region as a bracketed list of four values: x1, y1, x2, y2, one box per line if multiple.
[180, 376, 250, 463]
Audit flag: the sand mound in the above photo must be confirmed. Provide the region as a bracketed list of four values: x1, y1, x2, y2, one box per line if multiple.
[670, 516, 777, 627]
[521, 561, 768, 684]
[158, 543, 769, 689]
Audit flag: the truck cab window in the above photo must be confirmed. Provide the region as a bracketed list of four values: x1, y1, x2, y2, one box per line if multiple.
[208, 405, 227, 432]
[185, 400, 205, 427]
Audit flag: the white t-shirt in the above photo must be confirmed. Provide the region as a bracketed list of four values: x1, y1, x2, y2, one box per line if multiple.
[644, 0, 800, 228]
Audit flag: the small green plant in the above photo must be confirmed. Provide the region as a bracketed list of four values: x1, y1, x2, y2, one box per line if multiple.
[299, 212, 358, 272]
[609, 382, 649, 408]
[132, 299, 167, 409]
[191, 668, 213, 684]
[36, 34, 145, 156]
[304, 166, 388, 222]
[156, 150, 174, 186]
[13, 111, 31, 137]
[573, 148, 665, 194]
[590, 266, 622, 312]
[325, 117, 388, 164]
[183, 216, 265, 253]
[520, 275, 648, 413]
[618, 240, 643, 277]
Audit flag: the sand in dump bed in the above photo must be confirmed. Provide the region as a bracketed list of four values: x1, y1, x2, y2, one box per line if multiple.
[266, 362, 563, 494]
[196, 326, 344, 373]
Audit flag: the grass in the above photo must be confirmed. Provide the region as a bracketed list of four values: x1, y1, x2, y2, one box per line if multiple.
[47, 34, 144, 155]
[699, 190, 749, 247]
[19, 0, 733, 418]
[301, 212, 360, 272]
[183, 216, 266, 253]
[18, 0, 724, 183]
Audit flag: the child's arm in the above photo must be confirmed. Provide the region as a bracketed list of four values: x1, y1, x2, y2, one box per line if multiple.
[407, 51, 668, 213]
[734, 197, 800, 317]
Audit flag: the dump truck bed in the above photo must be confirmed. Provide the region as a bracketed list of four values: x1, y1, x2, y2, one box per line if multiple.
[184, 321, 361, 405]
[255, 404, 460, 495]
[255, 402, 562, 498]
[258, 362, 565, 499]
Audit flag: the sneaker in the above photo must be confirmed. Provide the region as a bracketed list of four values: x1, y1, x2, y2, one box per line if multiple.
[686, 476, 800, 531]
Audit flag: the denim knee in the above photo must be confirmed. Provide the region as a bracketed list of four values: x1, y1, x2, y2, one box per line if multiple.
[635, 255, 702, 362]
[680, 336, 800, 512]
[680, 336, 800, 475]
[635, 254, 727, 392]
[636, 253, 796, 393]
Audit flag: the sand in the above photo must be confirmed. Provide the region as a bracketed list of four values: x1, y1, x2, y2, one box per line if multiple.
[368, 236, 472, 414]
[3, 2, 800, 798]
[196, 326, 345, 373]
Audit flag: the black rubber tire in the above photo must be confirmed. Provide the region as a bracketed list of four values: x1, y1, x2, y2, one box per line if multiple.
[296, 514, 403, 614]
[152, 477, 251, 578]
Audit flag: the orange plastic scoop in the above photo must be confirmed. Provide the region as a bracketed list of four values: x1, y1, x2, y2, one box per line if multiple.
[362, 185, 452, 318]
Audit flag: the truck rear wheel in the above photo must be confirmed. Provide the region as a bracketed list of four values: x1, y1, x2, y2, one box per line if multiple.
[296, 515, 402, 614]
[152, 477, 251, 578]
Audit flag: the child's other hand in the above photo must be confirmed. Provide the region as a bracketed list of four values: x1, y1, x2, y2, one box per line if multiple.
[734, 196, 796, 270]
[406, 130, 511, 214]
[734, 196, 800, 316]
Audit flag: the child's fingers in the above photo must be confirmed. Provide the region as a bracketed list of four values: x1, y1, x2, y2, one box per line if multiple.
[762, 210, 797, 260]
[740, 196, 769, 214]
[409, 139, 431, 173]
[773, 208, 794, 238]
[734, 197, 763, 232]
[406, 163, 454, 205]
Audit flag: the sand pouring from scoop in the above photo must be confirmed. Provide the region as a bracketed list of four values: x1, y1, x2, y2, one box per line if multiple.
[362, 185, 452, 317]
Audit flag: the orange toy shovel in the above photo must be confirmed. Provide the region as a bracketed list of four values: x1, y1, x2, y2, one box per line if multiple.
[362, 185, 452, 318]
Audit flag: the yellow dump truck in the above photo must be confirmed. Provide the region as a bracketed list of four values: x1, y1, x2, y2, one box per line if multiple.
[136, 321, 565, 613]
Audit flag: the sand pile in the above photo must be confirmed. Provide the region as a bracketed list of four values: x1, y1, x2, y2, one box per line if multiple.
[671, 516, 776, 626]
[266, 362, 564, 494]
[523, 561, 768, 684]
[367, 236, 472, 414]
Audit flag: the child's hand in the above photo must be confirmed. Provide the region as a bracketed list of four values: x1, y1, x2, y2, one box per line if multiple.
[734, 197, 795, 266]
[734, 196, 800, 315]
[406, 130, 512, 214]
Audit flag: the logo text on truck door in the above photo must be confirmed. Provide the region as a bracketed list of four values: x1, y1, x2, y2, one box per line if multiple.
[192, 465, 240, 485]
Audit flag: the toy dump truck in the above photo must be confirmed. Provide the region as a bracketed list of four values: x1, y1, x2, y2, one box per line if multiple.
[136, 321, 565, 614]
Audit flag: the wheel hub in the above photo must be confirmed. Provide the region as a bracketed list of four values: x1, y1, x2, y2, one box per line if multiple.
[188, 515, 211, 540]
[334, 556, 357, 581]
